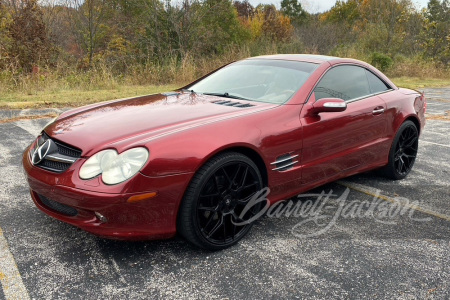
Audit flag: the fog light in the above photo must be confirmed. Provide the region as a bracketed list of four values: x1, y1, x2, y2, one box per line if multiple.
[95, 212, 108, 223]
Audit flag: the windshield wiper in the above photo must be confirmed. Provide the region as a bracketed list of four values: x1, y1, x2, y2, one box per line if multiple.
[202, 92, 249, 101]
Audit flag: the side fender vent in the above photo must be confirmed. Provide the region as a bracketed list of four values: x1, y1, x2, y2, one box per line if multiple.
[271, 154, 299, 171]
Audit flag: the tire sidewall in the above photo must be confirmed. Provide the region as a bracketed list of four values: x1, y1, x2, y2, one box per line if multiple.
[386, 120, 418, 180]
[180, 152, 263, 250]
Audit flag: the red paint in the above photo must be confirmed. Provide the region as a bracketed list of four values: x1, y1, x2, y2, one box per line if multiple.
[23, 55, 425, 240]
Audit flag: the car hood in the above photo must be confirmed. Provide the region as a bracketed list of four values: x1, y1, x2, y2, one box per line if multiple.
[45, 92, 276, 155]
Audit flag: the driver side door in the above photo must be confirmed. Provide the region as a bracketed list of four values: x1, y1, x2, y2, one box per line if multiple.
[299, 65, 390, 185]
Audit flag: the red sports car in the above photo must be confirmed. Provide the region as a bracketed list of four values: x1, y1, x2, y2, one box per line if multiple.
[23, 55, 426, 250]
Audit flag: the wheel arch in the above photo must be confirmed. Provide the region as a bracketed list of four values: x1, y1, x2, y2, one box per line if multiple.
[404, 115, 421, 135]
[175, 143, 269, 221]
[218, 146, 269, 188]
[175, 145, 269, 249]
[196, 144, 269, 188]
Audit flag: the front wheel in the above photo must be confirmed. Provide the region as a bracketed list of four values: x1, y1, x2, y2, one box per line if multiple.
[177, 152, 264, 250]
[382, 120, 419, 180]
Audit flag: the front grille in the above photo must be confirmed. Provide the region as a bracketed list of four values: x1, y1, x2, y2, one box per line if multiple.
[42, 133, 82, 158]
[40, 160, 72, 172]
[31, 133, 81, 173]
[39, 194, 78, 217]
[55, 142, 82, 157]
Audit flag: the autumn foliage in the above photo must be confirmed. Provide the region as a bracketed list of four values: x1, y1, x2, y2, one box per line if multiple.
[0, 0, 449, 89]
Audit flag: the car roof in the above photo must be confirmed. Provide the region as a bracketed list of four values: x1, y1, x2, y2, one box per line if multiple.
[248, 54, 355, 65]
[245, 54, 398, 97]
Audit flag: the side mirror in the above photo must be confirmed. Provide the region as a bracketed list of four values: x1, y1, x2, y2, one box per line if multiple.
[311, 98, 347, 114]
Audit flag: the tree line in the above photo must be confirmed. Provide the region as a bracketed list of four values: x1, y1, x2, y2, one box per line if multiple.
[0, 0, 448, 81]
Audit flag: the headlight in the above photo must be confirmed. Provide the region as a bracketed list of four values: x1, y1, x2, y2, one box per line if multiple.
[79, 149, 117, 180]
[79, 148, 149, 185]
[102, 148, 149, 185]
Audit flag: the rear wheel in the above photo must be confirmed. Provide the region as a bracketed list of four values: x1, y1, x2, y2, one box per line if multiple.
[177, 152, 264, 250]
[382, 120, 418, 180]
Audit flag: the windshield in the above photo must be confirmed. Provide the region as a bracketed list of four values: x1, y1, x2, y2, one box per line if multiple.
[187, 59, 318, 104]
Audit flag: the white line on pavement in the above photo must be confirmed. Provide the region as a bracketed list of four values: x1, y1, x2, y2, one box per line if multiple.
[338, 181, 450, 222]
[0, 227, 30, 300]
[420, 140, 450, 148]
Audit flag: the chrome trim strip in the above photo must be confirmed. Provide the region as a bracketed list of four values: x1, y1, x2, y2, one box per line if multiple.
[345, 89, 395, 104]
[45, 153, 78, 163]
[324, 102, 346, 108]
[272, 161, 298, 171]
[270, 154, 299, 165]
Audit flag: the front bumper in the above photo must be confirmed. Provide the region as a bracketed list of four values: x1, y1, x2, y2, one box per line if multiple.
[23, 147, 193, 240]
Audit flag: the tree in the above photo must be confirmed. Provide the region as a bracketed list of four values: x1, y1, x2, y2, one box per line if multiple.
[39, 1, 76, 60]
[320, 0, 361, 27]
[197, 0, 250, 54]
[8, 0, 50, 71]
[426, 0, 449, 22]
[66, 0, 113, 67]
[0, 2, 12, 66]
[320, 0, 419, 56]
[2, 0, 24, 13]
[296, 15, 349, 54]
[249, 4, 293, 42]
[280, 0, 307, 26]
[234, 0, 254, 18]
[421, 0, 450, 64]
[163, 0, 250, 58]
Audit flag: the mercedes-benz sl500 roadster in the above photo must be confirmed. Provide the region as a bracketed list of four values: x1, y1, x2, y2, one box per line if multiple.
[23, 55, 426, 250]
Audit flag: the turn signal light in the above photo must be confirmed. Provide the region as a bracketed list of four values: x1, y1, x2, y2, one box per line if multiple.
[127, 192, 158, 203]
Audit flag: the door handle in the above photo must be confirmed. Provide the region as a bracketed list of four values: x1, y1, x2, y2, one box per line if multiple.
[372, 107, 385, 115]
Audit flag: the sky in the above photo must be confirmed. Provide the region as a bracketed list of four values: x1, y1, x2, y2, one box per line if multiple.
[246, 0, 431, 13]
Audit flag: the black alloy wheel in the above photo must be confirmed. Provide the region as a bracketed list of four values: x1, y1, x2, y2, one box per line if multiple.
[177, 152, 264, 250]
[383, 120, 419, 180]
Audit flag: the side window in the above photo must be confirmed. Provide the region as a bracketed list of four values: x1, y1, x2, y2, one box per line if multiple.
[366, 70, 390, 94]
[314, 65, 371, 102]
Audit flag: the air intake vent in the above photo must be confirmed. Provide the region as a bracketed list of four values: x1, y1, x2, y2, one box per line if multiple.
[38, 194, 78, 216]
[212, 100, 254, 108]
[271, 154, 299, 171]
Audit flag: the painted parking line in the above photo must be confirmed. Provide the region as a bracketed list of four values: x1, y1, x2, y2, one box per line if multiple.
[0, 227, 30, 300]
[420, 140, 450, 148]
[337, 181, 450, 222]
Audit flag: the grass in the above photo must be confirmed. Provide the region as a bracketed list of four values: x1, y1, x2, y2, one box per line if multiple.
[1, 76, 449, 110]
[391, 77, 450, 89]
[0, 84, 180, 109]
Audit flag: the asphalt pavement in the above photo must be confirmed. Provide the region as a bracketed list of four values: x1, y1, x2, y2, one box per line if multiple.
[0, 89, 448, 299]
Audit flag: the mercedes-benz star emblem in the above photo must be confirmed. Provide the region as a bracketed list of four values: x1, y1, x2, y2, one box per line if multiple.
[31, 139, 57, 165]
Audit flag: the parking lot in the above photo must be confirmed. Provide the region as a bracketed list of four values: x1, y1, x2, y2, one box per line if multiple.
[0, 88, 449, 299]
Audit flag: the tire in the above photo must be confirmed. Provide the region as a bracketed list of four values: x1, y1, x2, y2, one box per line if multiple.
[177, 152, 264, 250]
[382, 120, 419, 180]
